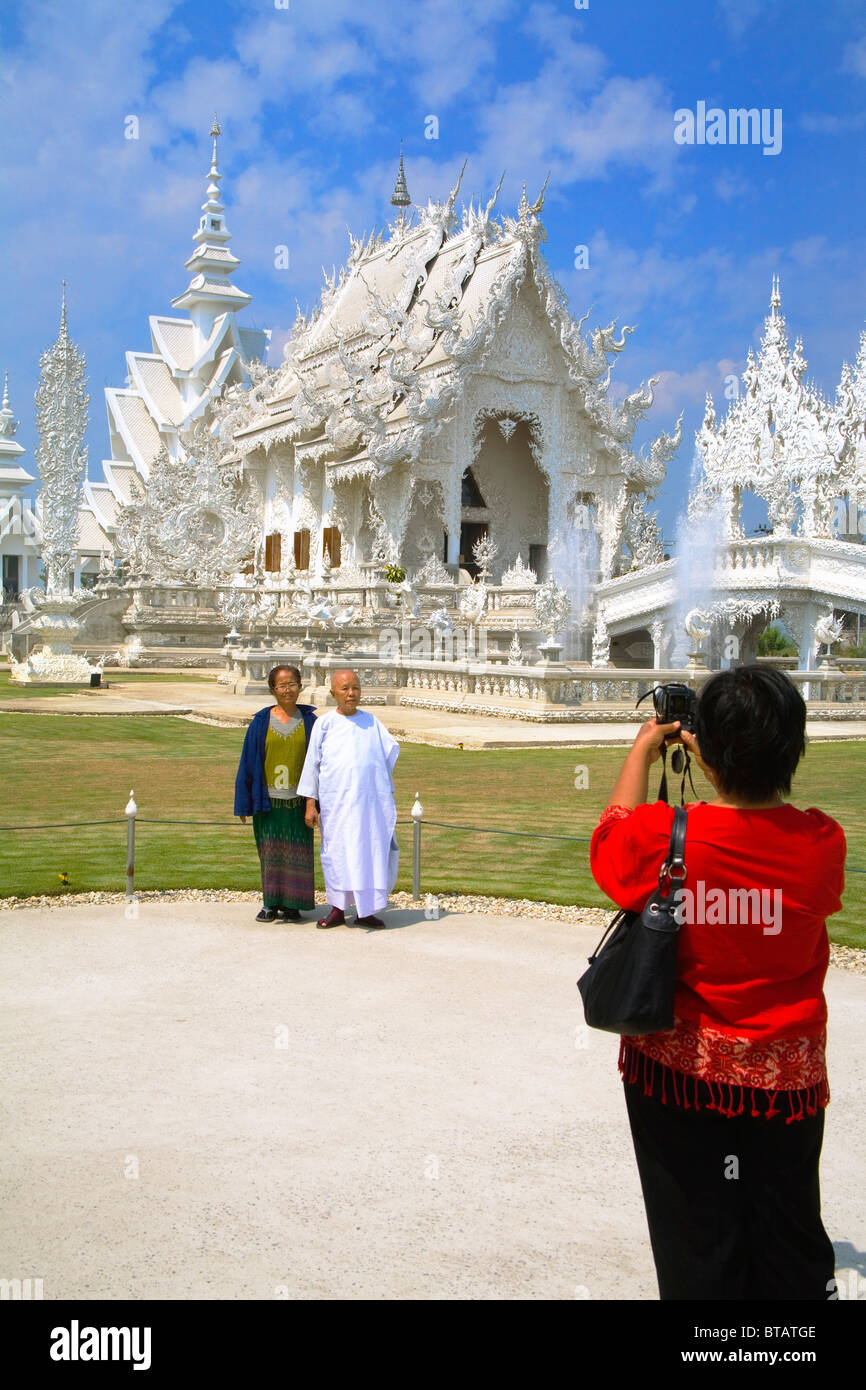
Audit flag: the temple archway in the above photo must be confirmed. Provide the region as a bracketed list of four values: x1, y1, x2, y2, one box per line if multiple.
[467, 413, 548, 582]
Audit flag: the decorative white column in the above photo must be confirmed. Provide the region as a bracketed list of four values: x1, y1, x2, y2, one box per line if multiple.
[11, 285, 99, 684]
[650, 618, 667, 670]
[36, 284, 88, 597]
[444, 462, 462, 565]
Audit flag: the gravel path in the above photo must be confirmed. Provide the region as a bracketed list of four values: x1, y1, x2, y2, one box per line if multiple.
[1, 897, 863, 1301]
[4, 887, 865, 974]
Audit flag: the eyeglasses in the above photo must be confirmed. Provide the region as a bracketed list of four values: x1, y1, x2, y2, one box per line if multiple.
[274, 682, 300, 691]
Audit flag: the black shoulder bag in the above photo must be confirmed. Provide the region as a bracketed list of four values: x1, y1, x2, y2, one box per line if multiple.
[577, 806, 687, 1035]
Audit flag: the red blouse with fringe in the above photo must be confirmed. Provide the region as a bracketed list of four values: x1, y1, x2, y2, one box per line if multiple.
[590, 801, 846, 1121]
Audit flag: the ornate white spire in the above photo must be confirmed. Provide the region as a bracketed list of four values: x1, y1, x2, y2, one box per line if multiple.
[0, 369, 28, 471]
[770, 273, 781, 314]
[390, 144, 411, 211]
[389, 144, 412, 236]
[0, 371, 15, 437]
[171, 118, 252, 338]
[35, 284, 89, 594]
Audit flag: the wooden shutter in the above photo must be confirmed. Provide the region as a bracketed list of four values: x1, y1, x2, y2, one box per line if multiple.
[293, 530, 311, 570]
[322, 526, 341, 568]
[264, 533, 282, 572]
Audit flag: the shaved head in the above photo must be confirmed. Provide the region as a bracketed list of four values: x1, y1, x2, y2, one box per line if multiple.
[331, 668, 361, 715]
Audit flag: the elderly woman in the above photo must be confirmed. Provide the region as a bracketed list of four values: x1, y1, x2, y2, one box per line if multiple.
[234, 665, 317, 922]
[590, 665, 846, 1300]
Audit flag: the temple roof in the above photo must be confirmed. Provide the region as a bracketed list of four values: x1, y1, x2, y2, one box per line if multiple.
[150, 317, 196, 372]
[84, 479, 122, 530]
[102, 460, 143, 506]
[229, 175, 670, 481]
[126, 354, 186, 428]
[77, 505, 113, 552]
[106, 390, 165, 475]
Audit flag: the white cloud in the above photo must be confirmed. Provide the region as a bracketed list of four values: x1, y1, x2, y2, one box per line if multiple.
[471, 14, 678, 198]
[713, 169, 753, 202]
[790, 236, 830, 267]
[716, 0, 777, 39]
[647, 360, 742, 415]
[842, 36, 866, 78]
[800, 109, 866, 132]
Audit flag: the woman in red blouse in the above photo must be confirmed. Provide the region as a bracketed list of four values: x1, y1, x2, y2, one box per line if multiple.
[590, 665, 845, 1300]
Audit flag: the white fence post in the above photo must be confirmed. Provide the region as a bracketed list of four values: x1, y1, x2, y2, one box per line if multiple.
[411, 792, 424, 900]
[125, 789, 137, 899]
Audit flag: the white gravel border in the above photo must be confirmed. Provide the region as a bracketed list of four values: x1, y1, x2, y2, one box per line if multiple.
[3, 887, 864, 975]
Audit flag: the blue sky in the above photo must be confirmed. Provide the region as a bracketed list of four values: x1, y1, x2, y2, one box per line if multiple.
[2, 0, 865, 541]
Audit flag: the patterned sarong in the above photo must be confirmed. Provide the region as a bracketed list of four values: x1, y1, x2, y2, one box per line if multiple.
[252, 796, 315, 909]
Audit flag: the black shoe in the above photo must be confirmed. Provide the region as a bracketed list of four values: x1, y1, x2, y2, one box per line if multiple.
[256, 908, 277, 922]
[278, 908, 302, 921]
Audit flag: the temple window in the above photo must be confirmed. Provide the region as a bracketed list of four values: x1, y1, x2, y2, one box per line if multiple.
[529, 544, 548, 581]
[461, 468, 486, 508]
[293, 529, 311, 570]
[264, 532, 282, 572]
[322, 526, 341, 567]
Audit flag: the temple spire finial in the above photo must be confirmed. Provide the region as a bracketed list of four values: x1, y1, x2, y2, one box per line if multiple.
[771, 274, 781, 314]
[171, 119, 252, 335]
[0, 369, 16, 439]
[391, 143, 411, 211]
[0, 368, 20, 441]
[60, 280, 68, 335]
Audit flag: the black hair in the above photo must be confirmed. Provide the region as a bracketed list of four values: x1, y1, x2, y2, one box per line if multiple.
[694, 664, 806, 801]
[267, 665, 302, 693]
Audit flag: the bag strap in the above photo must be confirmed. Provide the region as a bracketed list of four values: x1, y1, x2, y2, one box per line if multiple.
[658, 804, 687, 894]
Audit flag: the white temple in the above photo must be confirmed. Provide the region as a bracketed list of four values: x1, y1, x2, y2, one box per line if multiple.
[216, 162, 680, 611]
[8, 131, 866, 712]
[593, 280, 866, 670]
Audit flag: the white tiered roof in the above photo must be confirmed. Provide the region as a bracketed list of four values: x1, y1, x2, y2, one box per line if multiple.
[97, 120, 268, 529]
[0, 373, 34, 491]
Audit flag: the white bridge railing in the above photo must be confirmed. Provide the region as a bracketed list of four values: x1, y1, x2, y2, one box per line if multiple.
[223, 647, 866, 714]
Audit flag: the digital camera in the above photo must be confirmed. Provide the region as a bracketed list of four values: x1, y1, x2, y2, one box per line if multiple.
[651, 682, 698, 733]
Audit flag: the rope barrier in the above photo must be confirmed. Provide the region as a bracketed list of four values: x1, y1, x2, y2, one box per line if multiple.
[0, 819, 126, 830]
[415, 818, 591, 842]
[2, 814, 863, 872]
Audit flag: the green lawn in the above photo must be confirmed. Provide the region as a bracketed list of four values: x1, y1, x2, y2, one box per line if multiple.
[0, 669, 213, 699]
[0, 712, 863, 947]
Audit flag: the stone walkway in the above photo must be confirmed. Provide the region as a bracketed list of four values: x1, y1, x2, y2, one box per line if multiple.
[4, 671, 866, 745]
[1, 899, 864, 1300]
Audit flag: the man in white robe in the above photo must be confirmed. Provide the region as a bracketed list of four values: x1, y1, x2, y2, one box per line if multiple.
[298, 669, 400, 928]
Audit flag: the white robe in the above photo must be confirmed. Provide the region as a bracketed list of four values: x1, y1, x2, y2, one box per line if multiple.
[297, 708, 400, 916]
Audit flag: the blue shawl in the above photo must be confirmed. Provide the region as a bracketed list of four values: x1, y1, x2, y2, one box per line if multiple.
[233, 703, 317, 816]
